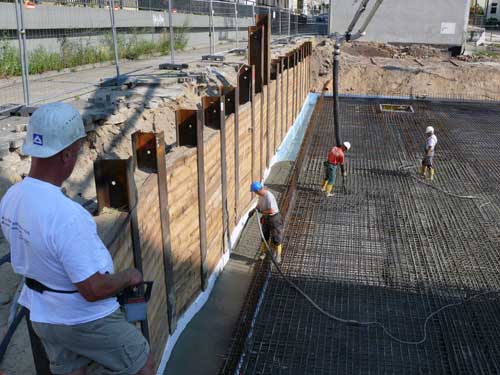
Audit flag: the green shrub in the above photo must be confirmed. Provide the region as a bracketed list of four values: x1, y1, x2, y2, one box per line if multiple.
[0, 40, 21, 77]
[0, 21, 191, 77]
[29, 47, 63, 74]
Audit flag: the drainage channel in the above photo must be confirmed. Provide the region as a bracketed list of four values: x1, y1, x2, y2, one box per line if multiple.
[221, 96, 500, 374]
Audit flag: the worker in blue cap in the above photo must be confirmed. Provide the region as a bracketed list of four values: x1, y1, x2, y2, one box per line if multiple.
[250, 181, 284, 263]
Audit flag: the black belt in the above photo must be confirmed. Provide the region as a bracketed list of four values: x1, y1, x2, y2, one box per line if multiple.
[25, 277, 78, 294]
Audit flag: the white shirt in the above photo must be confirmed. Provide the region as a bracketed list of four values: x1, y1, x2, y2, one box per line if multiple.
[0, 177, 118, 325]
[257, 191, 279, 215]
[426, 134, 438, 156]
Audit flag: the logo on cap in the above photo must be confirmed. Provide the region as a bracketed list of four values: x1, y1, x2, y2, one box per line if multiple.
[33, 134, 43, 146]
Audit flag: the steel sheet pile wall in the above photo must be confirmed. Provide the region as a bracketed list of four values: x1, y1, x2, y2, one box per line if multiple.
[84, 33, 313, 371]
[225, 96, 500, 374]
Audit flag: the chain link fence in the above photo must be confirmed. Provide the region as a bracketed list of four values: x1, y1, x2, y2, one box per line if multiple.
[0, 0, 327, 114]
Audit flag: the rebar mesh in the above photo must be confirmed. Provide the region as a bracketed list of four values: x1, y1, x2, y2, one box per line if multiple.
[222, 97, 500, 375]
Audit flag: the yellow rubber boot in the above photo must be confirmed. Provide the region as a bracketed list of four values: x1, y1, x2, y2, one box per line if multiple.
[428, 168, 435, 181]
[418, 166, 426, 176]
[326, 184, 335, 197]
[259, 242, 267, 260]
[274, 244, 282, 264]
[321, 179, 328, 192]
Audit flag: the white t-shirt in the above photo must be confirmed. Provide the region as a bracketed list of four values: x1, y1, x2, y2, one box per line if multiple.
[0, 177, 119, 325]
[257, 191, 279, 215]
[426, 134, 438, 156]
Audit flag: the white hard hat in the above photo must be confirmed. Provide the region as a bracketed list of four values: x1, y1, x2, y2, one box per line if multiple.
[22, 102, 86, 158]
[343, 141, 351, 151]
[425, 126, 434, 134]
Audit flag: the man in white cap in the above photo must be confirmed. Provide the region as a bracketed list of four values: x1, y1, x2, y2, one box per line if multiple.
[0, 103, 153, 375]
[419, 126, 438, 181]
[321, 141, 351, 197]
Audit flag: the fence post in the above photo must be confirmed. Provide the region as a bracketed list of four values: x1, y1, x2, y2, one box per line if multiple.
[279, 8, 282, 36]
[209, 0, 215, 55]
[168, 0, 175, 63]
[235, 1, 239, 49]
[288, 8, 291, 38]
[108, 0, 121, 79]
[14, 0, 30, 106]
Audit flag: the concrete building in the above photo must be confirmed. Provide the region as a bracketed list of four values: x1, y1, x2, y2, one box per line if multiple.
[329, 0, 472, 49]
[484, 0, 500, 19]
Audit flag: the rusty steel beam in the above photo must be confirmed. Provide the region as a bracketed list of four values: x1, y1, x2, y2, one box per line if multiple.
[248, 25, 264, 94]
[196, 106, 209, 291]
[238, 64, 252, 105]
[203, 96, 222, 130]
[255, 14, 271, 86]
[176, 109, 198, 147]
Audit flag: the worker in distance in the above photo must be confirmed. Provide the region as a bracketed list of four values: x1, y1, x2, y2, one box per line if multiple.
[321, 141, 351, 196]
[250, 181, 284, 264]
[0, 103, 154, 375]
[419, 126, 438, 181]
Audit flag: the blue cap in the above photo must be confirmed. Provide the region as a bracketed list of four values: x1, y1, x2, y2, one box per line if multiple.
[250, 181, 263, 192]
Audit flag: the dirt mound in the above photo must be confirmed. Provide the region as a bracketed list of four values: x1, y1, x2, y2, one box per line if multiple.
[344, 42, 447, 59]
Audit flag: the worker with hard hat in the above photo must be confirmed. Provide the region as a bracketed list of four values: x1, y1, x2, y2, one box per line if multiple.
[250, 181, 284, 264]
[0, 103, 153, 375]
[419, 126, 438, 181]
[321, 141, 351, 197]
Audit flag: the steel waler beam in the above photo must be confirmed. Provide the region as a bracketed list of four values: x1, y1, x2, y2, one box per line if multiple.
[131, 131, 177, 334]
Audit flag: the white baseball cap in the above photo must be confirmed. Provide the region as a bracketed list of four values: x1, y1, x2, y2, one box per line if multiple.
[22, 102, 86, 158]
[343, 141, 351, 151]
[425, 126, 434, 134]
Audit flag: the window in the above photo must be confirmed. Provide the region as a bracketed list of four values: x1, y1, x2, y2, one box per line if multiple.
[492, 3, 498, 14]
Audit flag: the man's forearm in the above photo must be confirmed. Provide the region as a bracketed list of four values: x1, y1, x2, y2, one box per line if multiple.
[76, 269, 138, 302]
[96, 270, 134, 299]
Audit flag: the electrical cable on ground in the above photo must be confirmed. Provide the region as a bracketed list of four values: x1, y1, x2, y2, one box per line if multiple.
[255, 212, 498, 346]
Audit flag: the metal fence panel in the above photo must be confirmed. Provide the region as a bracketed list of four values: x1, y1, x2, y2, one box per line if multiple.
[0, 0, 28, 114]
[21, 2, 121, 104]
[0, 0, 326, 111]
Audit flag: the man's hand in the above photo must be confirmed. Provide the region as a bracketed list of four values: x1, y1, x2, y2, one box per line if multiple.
[126, 268, 144, 287]
[76, 268, 144, 302]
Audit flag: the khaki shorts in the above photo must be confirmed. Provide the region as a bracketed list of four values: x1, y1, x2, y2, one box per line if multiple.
[32, 309, 150, 375]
